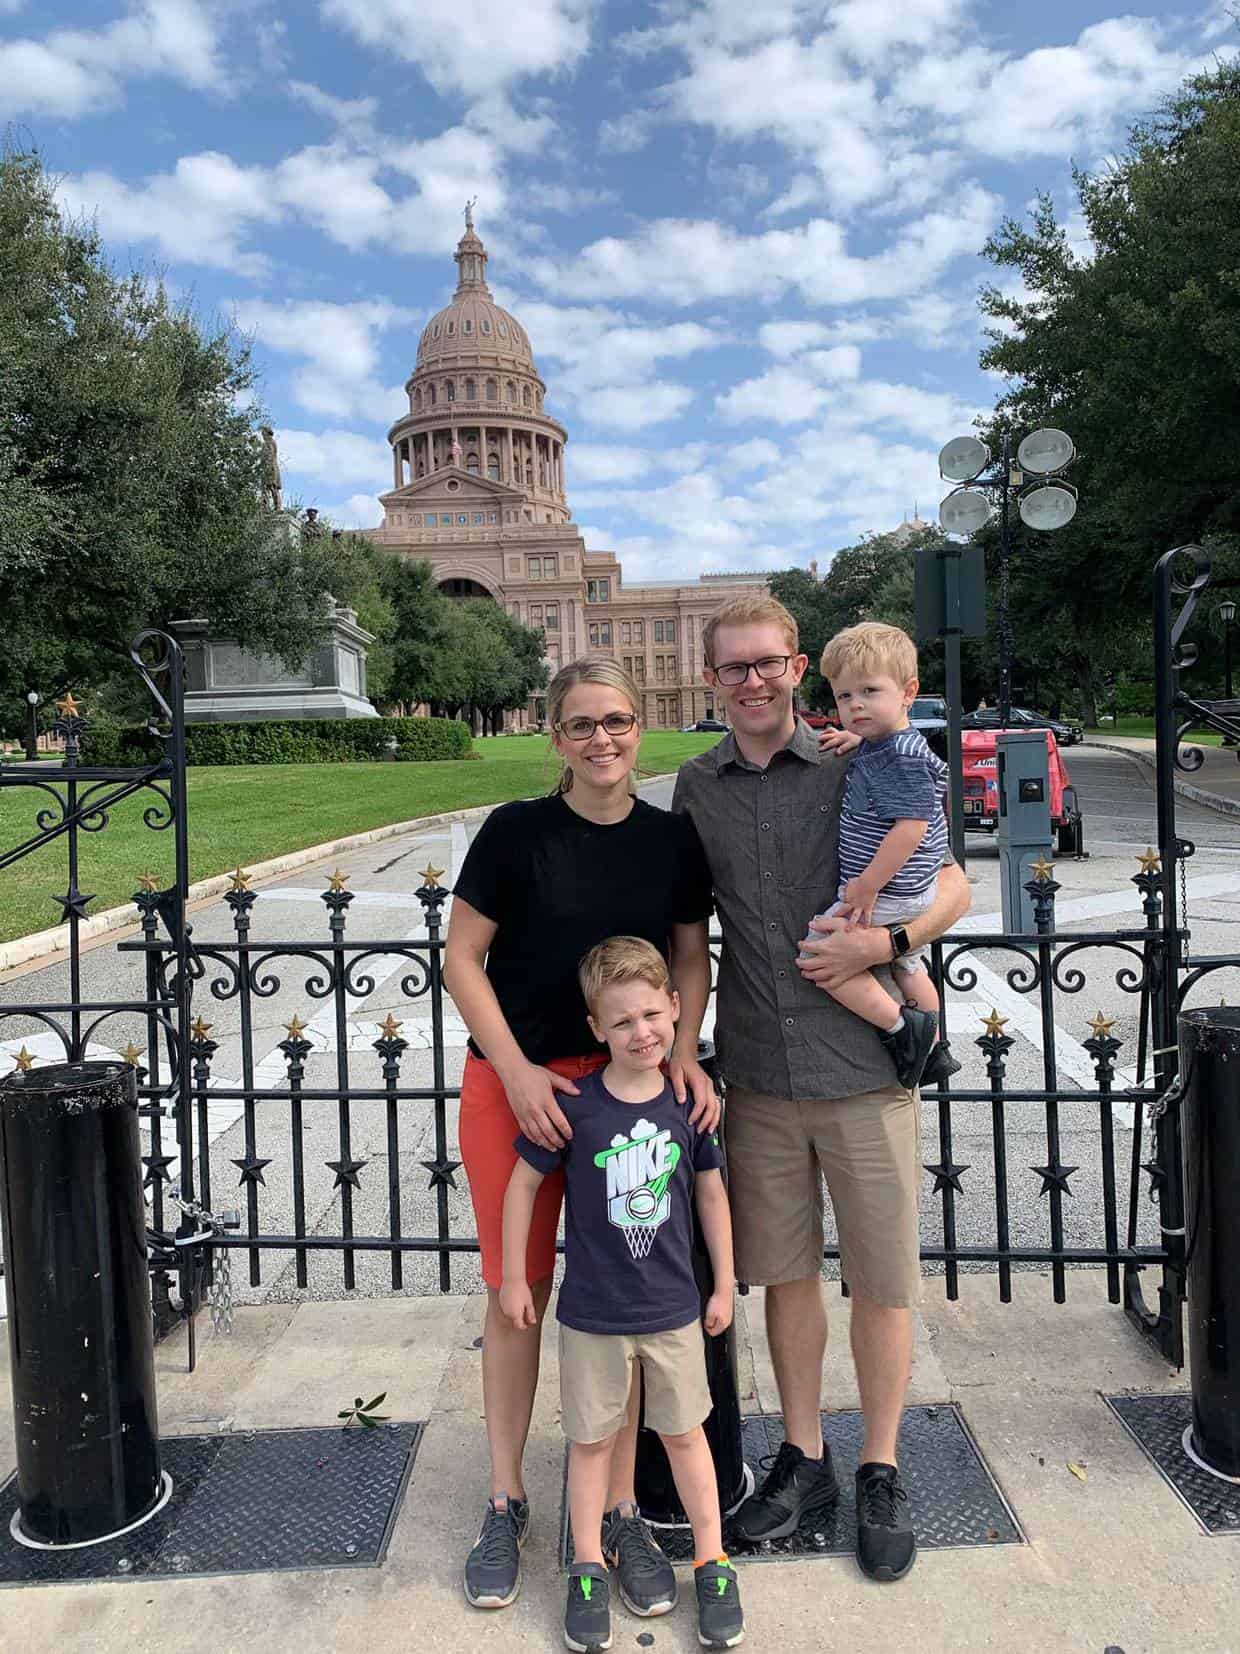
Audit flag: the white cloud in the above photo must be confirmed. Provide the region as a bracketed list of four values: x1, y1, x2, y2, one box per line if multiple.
[232, 299, 416, 421]
[277, 428, 393, 487]
[322, 493, 387, 530]
[0, 0, 224, 119]
[567, 446, 655, 484]
[586, 383, 695, 430]
[758, 321, 835, 358]
[320, 0, 595, 96]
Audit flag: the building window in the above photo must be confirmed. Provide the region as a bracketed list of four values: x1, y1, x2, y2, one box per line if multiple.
[411, 514, 422, 526]
[545, 604, 559, 630]
[487, 511, 498, 523]
[487, 454, 499, 481]
[457, 513, 467, 524]
[445, 380, 455, 401]
[621, 621, 631, 644]
[587, 578, 610, 603]
[506, 381, 516, 403]
[523, 386, 532, 407]
[482, 317, 491, 333]
[425, 513, 437, 526]
[656, 656, 666, 683]
[427, 384, 436, 406]
[527, 557, 542, 580]
[486, 379, 498, 402]
[447, 321, 455, 335]
[465, 378, 476, 400]
[433, 323, 440, 338]
[466, 453, 480, 474]
[588, 621, 614, 647]
[634, 657, 645, 682]
[463, 318, 473, 334]
[472, 512, 484, 524]
[633, 621, 644, 644]
[530, 604, 543, 625]
[542, 556, 558, 578]
[654, 620, 664, 643]
[498, 322, 508, 337]
[413, 388, 421, 409]
[665, 619, 676, 644]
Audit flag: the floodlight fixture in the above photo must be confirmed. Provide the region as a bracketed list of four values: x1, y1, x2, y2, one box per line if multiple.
[939, 486, 993, 537]
[1016, 427, 1075, 476]
[1018, 481, 1078, 531]
[938, 435, 990, 483]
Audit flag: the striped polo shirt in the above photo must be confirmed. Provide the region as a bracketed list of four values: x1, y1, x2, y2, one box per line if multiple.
[837, 728, 948, 898]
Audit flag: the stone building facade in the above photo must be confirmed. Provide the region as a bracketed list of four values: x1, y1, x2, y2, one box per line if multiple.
[368, 210, 766, 728]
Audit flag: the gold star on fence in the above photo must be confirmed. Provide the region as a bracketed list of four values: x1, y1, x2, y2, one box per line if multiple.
[55, 691, 82, 718]
[230, 867, 252, 892]
[1137, 847, 1161, 875]
[980, 1008, 1009, 1038]
[136, 870, 160, 893]
[284, 1013, 309, 1039]
[1029, 854, 1055, 882]
[420, 864, 445, 889]
[1087, 1011, 1116, 1039]
[326, 868, 350, 892]
[190, 1015, 214, 1041]
[14, 1046, 35, 1072]
[121, 1043, 143, 1066]
[377, 1013, 404, 1039]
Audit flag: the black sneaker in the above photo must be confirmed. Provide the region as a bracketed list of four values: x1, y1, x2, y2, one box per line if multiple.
[602, 1501, 676, 1616]
[564, 1561, 612, 1653]
[878, 1006, 938, 1089]
[730, 1437, 840, 1543]
[695, 1558, 745, 1648]
[463, 1493, 529, 1608]
[920, 1038, 963, 1087]
[855, 1462, 917, 1581]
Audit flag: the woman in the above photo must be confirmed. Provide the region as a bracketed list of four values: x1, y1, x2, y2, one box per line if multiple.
[445, 658, 718, 1616]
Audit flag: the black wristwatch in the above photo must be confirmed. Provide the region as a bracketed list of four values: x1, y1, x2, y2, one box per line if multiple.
[888, 923, 912, 960]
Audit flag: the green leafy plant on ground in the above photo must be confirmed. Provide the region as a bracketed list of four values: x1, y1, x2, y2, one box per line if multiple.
[338, 1392, 389, 1430]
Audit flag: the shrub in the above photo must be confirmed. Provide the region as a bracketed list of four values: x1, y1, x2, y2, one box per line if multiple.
[80, 716, 471, 766]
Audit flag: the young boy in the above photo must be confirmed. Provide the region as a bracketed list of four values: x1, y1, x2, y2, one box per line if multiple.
[500, 936, 744, 1653]
[806, 621, 960, 1091]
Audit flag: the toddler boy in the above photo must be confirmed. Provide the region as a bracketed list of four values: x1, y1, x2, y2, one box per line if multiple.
[501, 936, 744, 1652]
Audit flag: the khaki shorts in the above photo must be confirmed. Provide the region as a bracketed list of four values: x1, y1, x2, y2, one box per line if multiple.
[559, 1319, 710, 1444]
[723, 1083, 921, 1307]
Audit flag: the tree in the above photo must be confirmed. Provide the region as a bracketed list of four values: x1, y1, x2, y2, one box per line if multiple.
[0, 146, 353, 731]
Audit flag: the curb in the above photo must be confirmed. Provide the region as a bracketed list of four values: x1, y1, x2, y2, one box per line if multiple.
[0, 770, 679, 978]
[1083, 739, 1240, 820]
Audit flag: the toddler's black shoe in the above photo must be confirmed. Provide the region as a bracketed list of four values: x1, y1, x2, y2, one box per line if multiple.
[878, 1005, 938, 1089]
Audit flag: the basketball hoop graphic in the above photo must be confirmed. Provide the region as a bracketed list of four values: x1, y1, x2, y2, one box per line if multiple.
[596, 1123, 678, 1262]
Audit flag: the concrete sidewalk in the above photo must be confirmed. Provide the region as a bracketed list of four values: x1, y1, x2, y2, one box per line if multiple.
[1086, 734, 1240, 818]
[3, 1276, 1235, 1654]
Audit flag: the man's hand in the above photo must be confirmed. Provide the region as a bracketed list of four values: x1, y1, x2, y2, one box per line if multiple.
[703, 1288, 734, 1336]
[668, 1053, 721, 1133]
[503, 1060, 579, 1150]
[797, 911, 891, 990]
[499, 1279, 537, 1331]
[817, 726, 861, 756]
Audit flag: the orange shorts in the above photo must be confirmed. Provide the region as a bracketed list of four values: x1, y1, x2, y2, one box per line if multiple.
[459, 1049, 607, 1290]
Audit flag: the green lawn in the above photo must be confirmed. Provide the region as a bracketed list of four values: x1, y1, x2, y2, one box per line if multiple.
[1086, 716, 1225, 746]
[0, 729, 720, 946]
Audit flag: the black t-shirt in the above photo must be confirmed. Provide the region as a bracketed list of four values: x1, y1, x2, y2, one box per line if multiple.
[516, 1071, 725, 1334]
[452, 793, 713, 1064]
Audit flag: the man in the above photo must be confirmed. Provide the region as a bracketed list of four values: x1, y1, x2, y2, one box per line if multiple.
[670, 593, 970, 1581]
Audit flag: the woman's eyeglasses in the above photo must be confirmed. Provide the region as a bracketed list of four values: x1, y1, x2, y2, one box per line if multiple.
[712, 655, 792, 687]
[556, 713, 639, 741]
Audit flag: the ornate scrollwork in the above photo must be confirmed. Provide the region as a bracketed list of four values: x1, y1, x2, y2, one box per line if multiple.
[1049, 939, 1153, 997]
[342, 946, 428, 1000]
[943, 940, 1041, 995]
[128, 629, 180, 745]
[0, 1009, 72, 1061]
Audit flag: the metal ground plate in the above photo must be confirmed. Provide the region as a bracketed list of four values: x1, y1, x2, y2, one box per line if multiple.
[561, 1404, 1023, 1566]
[0, 1423, 423, 1586]
[1104, 1393, 1240, 1536]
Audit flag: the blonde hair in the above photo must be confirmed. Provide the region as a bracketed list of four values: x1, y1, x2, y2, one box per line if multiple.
[702, 592, 799, 668]
[579, 935, 671, 1016]
[820, 621, 918, 686]
[547, 657, 641, 795]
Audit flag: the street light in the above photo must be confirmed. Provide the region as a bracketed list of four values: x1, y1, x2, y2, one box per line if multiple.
[1220, 599, 1236, 702]
[937, 427, 1078, 726]
[24, 690, 40, 763]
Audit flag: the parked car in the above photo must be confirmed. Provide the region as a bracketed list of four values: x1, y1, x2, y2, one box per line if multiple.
[909, 694, 948, 759]
[960, 727, 1083, 854]
[799, 710, 837, 730]
[682, 718, 729, 733]
[962, 706, 1082, 746]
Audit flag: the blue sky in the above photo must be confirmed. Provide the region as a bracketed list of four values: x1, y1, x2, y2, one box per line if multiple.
[8, 0, 1234, 582]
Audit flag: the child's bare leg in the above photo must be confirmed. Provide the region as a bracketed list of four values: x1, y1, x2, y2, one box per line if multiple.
[568, 1433, 617, 1565]
[660, 1425, 723, 1560]
[895, 962, 939, 1019]
[827, 967, 906, 1032]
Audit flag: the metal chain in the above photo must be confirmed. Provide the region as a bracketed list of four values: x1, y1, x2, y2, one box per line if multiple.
[1179, 854, 1190, 965]
[166, 1187, 234, 1334]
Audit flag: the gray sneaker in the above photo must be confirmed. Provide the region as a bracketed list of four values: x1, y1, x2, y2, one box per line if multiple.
[463, 1493, 529, 1608]
[602, 1501, 676, 1616]
[695, 1558, 745, 1648]
[565, 1561, 612, 1652]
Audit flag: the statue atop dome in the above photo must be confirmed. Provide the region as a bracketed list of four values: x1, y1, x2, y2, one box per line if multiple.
[464, 197, 477, 232]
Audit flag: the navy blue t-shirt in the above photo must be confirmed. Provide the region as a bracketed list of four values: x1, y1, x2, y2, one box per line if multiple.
[515, 1070, 725, 1336]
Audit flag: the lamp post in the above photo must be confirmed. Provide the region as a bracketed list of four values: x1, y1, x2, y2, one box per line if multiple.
[23, 690, 40, 763]
[938, 428, 1078, 727]
[1221, 599, 1236, 701]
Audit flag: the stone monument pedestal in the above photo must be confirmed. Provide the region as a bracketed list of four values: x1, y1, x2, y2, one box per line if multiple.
[172, 602, 378, 723]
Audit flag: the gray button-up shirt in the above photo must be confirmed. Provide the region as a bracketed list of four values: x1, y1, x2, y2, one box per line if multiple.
[672, 719, 929, 1102]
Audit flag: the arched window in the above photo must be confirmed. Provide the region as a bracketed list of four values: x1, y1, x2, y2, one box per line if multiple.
[535, 390, 543, 410]
[481, 317, 491, 334]
[412, 387, 421, 410]
[506, 381, 516, 403]
[463, 318, 473, 334]
[432, 323, 440, 338]
[428, 384, 436, 406]
[465, 378, 476, 400]
[485, 378, 498, 402]
[445, 380, 455, 402]
[526, 459, 533, 484]
[523, 385, 532, 408]
[447, 320, 455, 335]
[487, 454, 500, 481]
[466, 453, 480, 475]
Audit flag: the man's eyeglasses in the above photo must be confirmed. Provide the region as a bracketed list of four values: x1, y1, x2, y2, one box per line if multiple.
[556, 712, 639, 741]
[711, 655, 792, 687]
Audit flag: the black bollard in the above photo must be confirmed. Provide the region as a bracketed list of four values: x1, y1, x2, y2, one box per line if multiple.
[1180, 1008, 1240, 1480]
[0, 1061, 164, 1545]
[634, 1041, 748, 1524]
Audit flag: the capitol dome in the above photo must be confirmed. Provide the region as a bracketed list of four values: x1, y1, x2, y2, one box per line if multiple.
[415, 213, 537, 371]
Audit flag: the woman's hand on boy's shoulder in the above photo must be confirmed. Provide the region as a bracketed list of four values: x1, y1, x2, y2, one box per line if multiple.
[667, 1050, 721, 1133]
